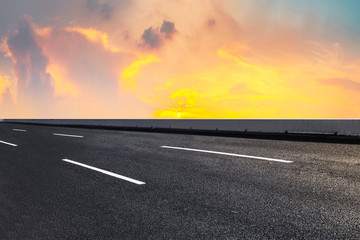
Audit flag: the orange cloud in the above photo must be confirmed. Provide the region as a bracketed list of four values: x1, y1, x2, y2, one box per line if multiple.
[46, 63, 79, 97]
[0, 75, 13, 104]
[1, 16, 147, 118]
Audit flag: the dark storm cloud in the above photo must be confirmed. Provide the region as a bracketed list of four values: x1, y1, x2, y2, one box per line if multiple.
[6, 16, 51, 87]
[160, 20, 176, 39]
[86, 0, 113, 20]
[141, 27, 162, 48]
[141, 20, 177, 49]
[6, 16, 53, 107]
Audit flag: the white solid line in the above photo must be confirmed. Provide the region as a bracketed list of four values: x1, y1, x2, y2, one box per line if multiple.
[62, 159, 146, 185]
[161, 146, 293, 163]
[13, 129, 27, 132]
[0, 140, 18, 147]
[53, 133, 84, 138]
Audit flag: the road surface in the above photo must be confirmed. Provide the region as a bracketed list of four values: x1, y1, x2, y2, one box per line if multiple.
[0, 123, 359, 239]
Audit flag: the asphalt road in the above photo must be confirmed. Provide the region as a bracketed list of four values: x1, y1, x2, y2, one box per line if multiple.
[0, 123, 359, 239]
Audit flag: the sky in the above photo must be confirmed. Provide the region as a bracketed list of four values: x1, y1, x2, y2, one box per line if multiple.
[1, 0, 360, 119]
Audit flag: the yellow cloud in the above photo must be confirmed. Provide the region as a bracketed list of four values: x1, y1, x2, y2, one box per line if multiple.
[121, 54, 162, 90]
[65, 27, 121, 53]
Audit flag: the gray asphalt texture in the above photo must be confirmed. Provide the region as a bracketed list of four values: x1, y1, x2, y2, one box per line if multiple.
[0, 123, 359, 239]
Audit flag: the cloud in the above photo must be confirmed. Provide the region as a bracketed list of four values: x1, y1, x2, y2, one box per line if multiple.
[141, 20, 177, 49]
[0, 75, 13, 105]
[160, 20, 177, 39]
[64, 27, 121, 52]
[6, 16, 49, 85]
[2, 0, 360, 118]
[1, 16, 148, 117]
[5, 16, 54, 113]
[122, 54, 162, 90]
[207, 18, 216, 27]
[318, 78, 360, 92]
[141, 27, 162, 48]
[0, 86, 16, 118]
[86, 0, 113, 20]
[36, 25, 141, 117]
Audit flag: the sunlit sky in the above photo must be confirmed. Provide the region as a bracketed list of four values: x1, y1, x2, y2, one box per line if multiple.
[1, 0, 360, 118]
